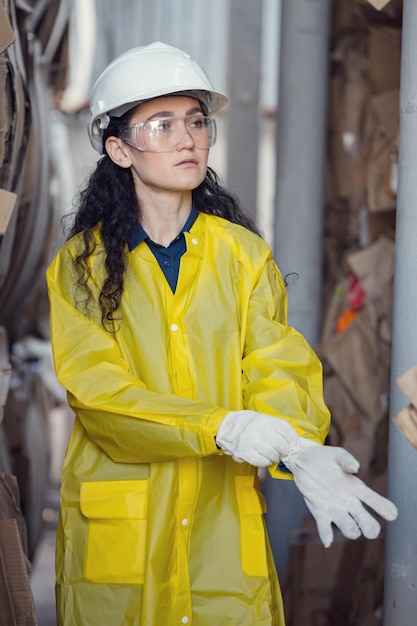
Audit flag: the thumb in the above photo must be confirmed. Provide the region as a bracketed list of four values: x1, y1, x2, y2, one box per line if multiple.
[333, 447, 360, 474]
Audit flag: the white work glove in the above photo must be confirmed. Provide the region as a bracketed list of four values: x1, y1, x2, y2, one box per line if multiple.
[216, 410, 299, 467]
[281, 439, 398, 548]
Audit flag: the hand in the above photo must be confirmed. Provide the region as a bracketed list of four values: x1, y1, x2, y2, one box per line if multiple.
[216, 410, 299, 467]
[281, 440, 398, 547]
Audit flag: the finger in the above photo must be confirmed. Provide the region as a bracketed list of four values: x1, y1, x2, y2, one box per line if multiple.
[303, 501, 335, 548]
[314, 516, 334, 548]
[240, 450, 279, 468]
[350, 507, 381, 540]
[254, 439, 283, 465]
[267, 431, 293, 457]
[355, 484, 399, 521]
[332, 511, 362, 541]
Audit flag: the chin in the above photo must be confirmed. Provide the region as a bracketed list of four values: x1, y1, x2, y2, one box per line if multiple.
[174, 174, 205, 190]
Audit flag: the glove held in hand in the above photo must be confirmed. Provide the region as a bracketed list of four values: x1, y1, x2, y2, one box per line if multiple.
[281, 440, 398, 547]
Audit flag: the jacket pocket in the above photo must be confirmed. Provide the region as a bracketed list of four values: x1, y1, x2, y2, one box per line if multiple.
[80, 479, 149, 584]
[235, 475, 268, 578]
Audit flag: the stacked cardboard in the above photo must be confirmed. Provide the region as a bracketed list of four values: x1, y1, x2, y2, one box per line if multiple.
[0, 473, 38, 625]
[284, 1, 402, 624]
[283, 519, 385, 626]
[0, 2, 22, 291]
[0, 1, 70, 620]
[322, 0, 401, 480]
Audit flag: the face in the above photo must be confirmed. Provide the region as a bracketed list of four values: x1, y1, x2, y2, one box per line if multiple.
[109, 95, 210, 197]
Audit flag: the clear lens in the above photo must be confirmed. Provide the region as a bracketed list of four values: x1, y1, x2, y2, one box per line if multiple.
[120, 114, 216, 152]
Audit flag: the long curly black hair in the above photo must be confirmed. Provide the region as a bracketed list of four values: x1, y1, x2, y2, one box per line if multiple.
[67, 110, 262, 330]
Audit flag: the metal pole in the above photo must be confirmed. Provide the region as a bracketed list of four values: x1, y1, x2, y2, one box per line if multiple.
[273, 0, 332, 345]
[264, 0, 332, 580]
[226, 0, 262, 222]
[383, 1, 417, 623]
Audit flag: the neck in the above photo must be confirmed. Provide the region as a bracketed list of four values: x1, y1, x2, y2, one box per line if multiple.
[139, 192, 193, 247]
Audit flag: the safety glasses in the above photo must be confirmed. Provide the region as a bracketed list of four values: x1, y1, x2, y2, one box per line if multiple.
[120, 114, 217, 152]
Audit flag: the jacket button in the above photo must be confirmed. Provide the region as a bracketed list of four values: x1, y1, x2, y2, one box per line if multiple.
[191, 238, 198, 245]
[181, 618, 189, 624]
[170, 324, 178, 331]
[181, 518, 188, 526]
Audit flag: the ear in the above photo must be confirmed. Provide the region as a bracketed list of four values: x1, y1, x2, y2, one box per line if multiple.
[105, 136, 132, 169]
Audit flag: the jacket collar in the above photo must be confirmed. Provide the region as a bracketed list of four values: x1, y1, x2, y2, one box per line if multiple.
[127, 203, 199, 251]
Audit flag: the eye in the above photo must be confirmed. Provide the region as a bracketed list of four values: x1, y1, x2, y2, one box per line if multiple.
[155, 119, 171, 131]
[189, 116, 206, 129]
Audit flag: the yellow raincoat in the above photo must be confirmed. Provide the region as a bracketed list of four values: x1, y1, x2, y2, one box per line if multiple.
[47, 212, 330, 626]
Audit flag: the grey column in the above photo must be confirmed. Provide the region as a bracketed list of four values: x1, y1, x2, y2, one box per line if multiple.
[226, 0, 262, 222]
[273, 0, 332, 345]
[383, 1, 417, 623]
[264, 0, 332, 580]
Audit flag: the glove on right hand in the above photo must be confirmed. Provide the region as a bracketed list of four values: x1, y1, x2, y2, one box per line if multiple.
[281, 440, 398, 547]
[216, 410, 300, 467]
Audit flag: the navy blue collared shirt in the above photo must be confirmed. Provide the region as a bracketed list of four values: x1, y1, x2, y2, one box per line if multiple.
[126, 204, 199, 293]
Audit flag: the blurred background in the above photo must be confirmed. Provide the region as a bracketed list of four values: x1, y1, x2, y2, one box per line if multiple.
[0, 1, 412, 625]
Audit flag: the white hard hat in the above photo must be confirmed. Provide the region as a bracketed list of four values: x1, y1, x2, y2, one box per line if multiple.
[88, 41, 229, 153]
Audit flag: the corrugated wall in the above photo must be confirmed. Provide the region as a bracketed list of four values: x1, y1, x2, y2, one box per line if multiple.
[93, 0, 280, 111]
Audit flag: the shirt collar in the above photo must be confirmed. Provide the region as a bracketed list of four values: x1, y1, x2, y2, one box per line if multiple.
[127, 203, 199, 251]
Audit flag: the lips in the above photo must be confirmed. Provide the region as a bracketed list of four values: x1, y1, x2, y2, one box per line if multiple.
[175, 158, 199, 166]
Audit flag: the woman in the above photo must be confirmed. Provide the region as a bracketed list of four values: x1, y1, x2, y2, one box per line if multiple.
[47, 42, 397, 626]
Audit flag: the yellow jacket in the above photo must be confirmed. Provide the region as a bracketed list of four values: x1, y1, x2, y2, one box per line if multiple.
[47, 212, 330, 626]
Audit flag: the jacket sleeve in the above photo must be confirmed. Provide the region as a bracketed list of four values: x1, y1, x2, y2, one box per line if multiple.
[46, 253, 227, 464]
[241, 252, 331, 479]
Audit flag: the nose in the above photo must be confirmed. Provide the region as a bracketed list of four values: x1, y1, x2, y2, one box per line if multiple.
[176, 129, 195, 150]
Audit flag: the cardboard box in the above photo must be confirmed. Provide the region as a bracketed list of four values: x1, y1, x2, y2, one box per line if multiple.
[397, 365, 417, 407]
[366, 209, 396, 243]
[322, 237, 394, 425]
[369, 27, 401, 95]
[394, 365, 417, 452]
[395, 404, 417, 452]
[364, 90, 399, 213]
[365, 0, 392, 10]
[332, 0, 368, 32]
[283, 518, 385, 626]
[0, 473, 38, 625]
[0, 3, 15, 55]
[0, 189, 17, 236]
